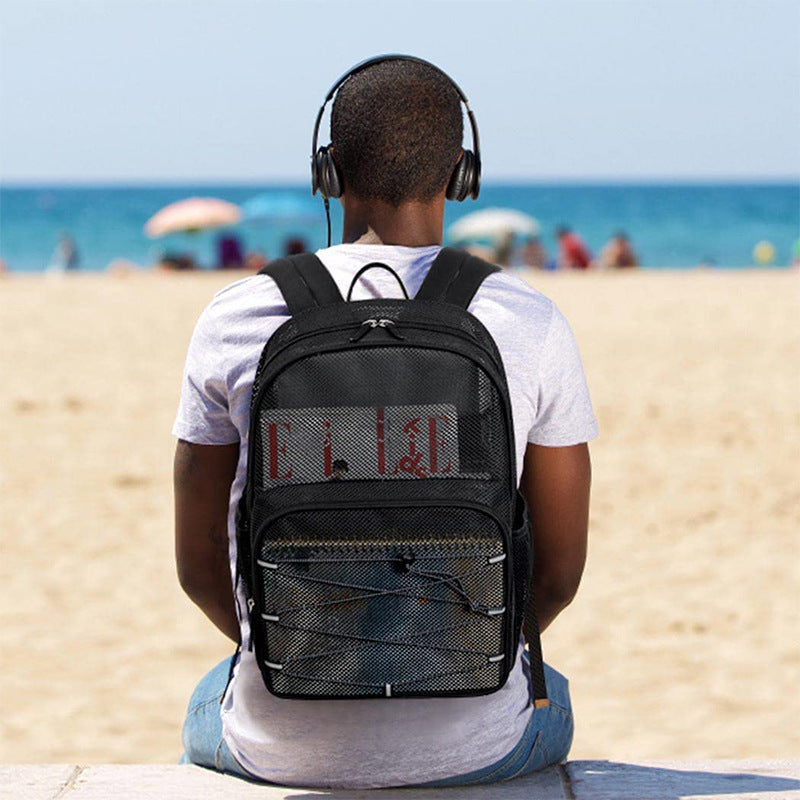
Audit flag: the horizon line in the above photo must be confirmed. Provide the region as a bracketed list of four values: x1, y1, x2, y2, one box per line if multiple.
[2, 176, 799, 189]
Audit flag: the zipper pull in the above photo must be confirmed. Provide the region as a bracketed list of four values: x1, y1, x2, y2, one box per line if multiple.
[378, 319, 405, 340]
[350, 318, 379, 342]
[245, 597, 256, 650]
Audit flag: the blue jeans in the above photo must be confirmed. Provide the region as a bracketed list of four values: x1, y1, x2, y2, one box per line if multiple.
[181, 652, 573, 786]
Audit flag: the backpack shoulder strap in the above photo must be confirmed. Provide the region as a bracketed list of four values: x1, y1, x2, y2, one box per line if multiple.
[414, 247, 500, 309]
[259, 253, 344, 315]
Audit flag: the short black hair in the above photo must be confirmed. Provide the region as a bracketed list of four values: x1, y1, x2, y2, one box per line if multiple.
[331, 60, 463, 206]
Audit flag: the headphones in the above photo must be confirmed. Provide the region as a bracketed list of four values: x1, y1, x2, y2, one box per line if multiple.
[311, 54, 481, 204]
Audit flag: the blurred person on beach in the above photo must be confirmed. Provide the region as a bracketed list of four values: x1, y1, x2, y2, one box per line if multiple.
[284, 236, 308, 256]
[157, 252, 198, 271]
[464, 242, 496, 261]
[50, 231, 80, 272]
[555, 225, 591, 269]
[244, 250, 269, 272]
[598, 231, 638, 269]
[493, 230, 515, 266]
[173, 56, 596, 789]
[217, 234, 245, 269]
[520, 236, 548, 270]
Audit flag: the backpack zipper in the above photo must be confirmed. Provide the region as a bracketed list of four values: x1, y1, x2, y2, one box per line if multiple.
[253, 498, 511, 550]
[259, 317, 501, 382]
[384, 321, 502, 368]
[350, 318, 406, 342]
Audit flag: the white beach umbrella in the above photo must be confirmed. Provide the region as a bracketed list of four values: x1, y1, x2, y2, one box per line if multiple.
[144, 197, 242, 237]
[447, 208, 541, 242]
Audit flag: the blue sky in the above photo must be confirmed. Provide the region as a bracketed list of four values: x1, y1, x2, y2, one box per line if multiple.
[1, 0, 798, 183]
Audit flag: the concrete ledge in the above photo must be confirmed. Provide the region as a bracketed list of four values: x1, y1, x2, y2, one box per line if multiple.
[567, 760, 800, 799]
[0, 765, 568, 799]
[1, 760, 799, 799]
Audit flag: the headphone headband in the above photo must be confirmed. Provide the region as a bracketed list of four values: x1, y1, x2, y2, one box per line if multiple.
[324, 54, 471, 104]
[311, 54, 481, 198]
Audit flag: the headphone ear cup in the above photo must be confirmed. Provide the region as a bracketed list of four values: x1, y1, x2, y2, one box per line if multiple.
[315, 146, 343, 199]
[469, 151, 481, 200]
[446, 149, 476, 202]
[311, 147, 324, 195]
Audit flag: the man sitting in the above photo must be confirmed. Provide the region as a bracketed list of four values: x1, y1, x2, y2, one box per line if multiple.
[173, 56, 597, 789]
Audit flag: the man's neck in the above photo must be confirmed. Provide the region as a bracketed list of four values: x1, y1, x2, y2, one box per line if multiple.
[340, 195, 445, 247]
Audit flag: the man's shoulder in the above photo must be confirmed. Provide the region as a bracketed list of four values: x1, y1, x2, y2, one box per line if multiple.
[475, 268, 556, 326]
[208, 272, 278, 305]
[202, 273, 287, 323]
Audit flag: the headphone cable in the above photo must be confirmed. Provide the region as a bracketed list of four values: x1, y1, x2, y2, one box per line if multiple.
[324, 197, 332, 248]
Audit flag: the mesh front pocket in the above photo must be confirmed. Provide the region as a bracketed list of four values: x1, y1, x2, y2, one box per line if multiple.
[253, 505, 512, 698]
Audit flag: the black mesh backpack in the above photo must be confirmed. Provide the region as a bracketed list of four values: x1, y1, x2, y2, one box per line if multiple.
[236, 247, 548, 705]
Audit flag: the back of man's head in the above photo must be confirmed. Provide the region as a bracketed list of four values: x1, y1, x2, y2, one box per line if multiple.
[331, 60, 463, 207]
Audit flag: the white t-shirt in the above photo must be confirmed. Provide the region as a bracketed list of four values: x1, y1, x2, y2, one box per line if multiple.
[173, 244, 598, 789]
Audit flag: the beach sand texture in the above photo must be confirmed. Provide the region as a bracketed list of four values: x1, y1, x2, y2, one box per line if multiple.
[1, 269, 798, 764]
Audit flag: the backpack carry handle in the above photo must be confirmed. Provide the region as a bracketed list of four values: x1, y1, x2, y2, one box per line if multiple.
[346, 262, 410, 302]
[261, 249, 499, 315]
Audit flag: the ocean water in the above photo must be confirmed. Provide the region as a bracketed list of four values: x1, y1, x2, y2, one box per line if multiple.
[0, 183, 797, 272]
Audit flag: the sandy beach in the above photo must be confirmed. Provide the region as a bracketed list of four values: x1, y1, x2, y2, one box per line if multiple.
[1, 268, 798, 765]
